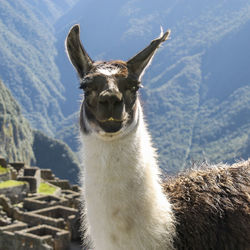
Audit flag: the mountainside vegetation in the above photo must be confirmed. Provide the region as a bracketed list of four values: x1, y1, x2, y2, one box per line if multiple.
[0, 0, 77, 135]
[33, 130, 79, 183]
[0, 1, 249, 177]
[0, 79, 79, 183]
[145, 18, 250, 172]
[0, 79, 35, 164]
[55, 0, 250, 174]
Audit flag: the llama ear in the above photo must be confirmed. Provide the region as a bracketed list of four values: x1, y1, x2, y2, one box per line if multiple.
[127, 28, 171, 80]
[65, 24, 93, 78]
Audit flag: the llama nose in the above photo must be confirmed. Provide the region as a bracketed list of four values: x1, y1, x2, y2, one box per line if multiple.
[99, 90, 123, 111]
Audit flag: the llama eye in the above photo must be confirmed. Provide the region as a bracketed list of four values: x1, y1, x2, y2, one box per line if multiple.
[129, 80, 142, 92]
[80, 82, 98, 93]
[80, 76, 94, 90]
[124, 85, 140, 93]
[131, 83, 143, 91]
[131, 86, 139, 91]
[79, 80, 89, 90]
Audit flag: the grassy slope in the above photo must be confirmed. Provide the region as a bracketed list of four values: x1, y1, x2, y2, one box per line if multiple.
[0, 165, 10, 174]
[0, 180, 26, 189]
[38, 182, 57, 195]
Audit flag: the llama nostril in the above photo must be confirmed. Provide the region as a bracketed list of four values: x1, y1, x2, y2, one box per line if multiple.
[114, 98, 123, 106]
[99, 94, 123, 107]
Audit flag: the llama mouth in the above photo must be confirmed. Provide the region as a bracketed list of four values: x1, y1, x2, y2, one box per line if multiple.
[98, 117, 125, 123]
[97, 118, 124, 133]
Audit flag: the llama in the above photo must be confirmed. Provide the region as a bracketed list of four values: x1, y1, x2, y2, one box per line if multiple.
[65, 24, 250, 250]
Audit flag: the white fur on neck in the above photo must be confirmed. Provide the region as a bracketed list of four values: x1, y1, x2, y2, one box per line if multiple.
[80, 103, 175, 250]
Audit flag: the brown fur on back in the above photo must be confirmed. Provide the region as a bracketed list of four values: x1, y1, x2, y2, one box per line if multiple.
[163, 160, 250, 250]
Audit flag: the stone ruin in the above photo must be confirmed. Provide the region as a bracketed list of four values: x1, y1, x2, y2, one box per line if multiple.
[0, 156, 83, 250]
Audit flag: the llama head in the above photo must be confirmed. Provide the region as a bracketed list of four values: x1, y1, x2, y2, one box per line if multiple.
[66, 24, 170, 139]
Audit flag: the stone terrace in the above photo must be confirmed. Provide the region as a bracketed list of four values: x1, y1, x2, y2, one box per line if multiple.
[0, 156, 83, 250]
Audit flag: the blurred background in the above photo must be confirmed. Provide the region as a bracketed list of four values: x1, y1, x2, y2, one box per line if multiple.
[0, 0, 250, 184]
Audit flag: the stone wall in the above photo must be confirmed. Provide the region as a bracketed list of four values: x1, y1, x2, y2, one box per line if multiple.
[0, 157, 83, 250]
[0, 171, 11, 182]
[0, 157, 11, 181]
[49, 179, 71, 190]
[0, 221, 28, 250]
[41, 169, 55, 180]
[15, 225, 70, 250]
[23, 195, 68, 211]
[0, 157, 7, 167]
[17, 167, 41, 193]
[9, 162, 25, 172]
[0, 183, 29, 203]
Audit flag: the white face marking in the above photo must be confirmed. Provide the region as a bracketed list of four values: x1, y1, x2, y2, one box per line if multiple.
[97, 67, 120, 76]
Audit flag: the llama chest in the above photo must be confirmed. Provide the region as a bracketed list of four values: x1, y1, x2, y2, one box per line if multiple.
[81, 135, 175, 250]
[83, 141, 145, 249]
[85, 176, 142, 250]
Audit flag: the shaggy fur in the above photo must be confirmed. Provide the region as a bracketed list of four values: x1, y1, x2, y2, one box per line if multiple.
[164, 160, 250, 250]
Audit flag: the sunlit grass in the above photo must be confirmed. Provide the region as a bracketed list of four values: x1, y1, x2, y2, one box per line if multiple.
[0, 165, 9, 174]
[0, 180, 26, 189]
[38, 182, 57, 195]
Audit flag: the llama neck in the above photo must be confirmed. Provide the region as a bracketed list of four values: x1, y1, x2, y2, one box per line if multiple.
[81, 105, 175, 250]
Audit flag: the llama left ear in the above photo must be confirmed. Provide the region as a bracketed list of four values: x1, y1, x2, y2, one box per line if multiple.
[127, 28, 171, 80]
[66, 24, 94, 78]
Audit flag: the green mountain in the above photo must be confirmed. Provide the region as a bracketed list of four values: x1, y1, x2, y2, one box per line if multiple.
[0, 79, 35, 164]
[145, 18, 250, 172]
[0, 0, 77, 135]
[0, 0, 250, 176]
[33, 130, 79, 184]
[0, 79, 79, 183]
[55, 0, 250, 173]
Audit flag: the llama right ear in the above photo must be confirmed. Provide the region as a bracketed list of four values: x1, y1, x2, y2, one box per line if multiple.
[65, 24, 93, 78]
[127, 28, 171, 80]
